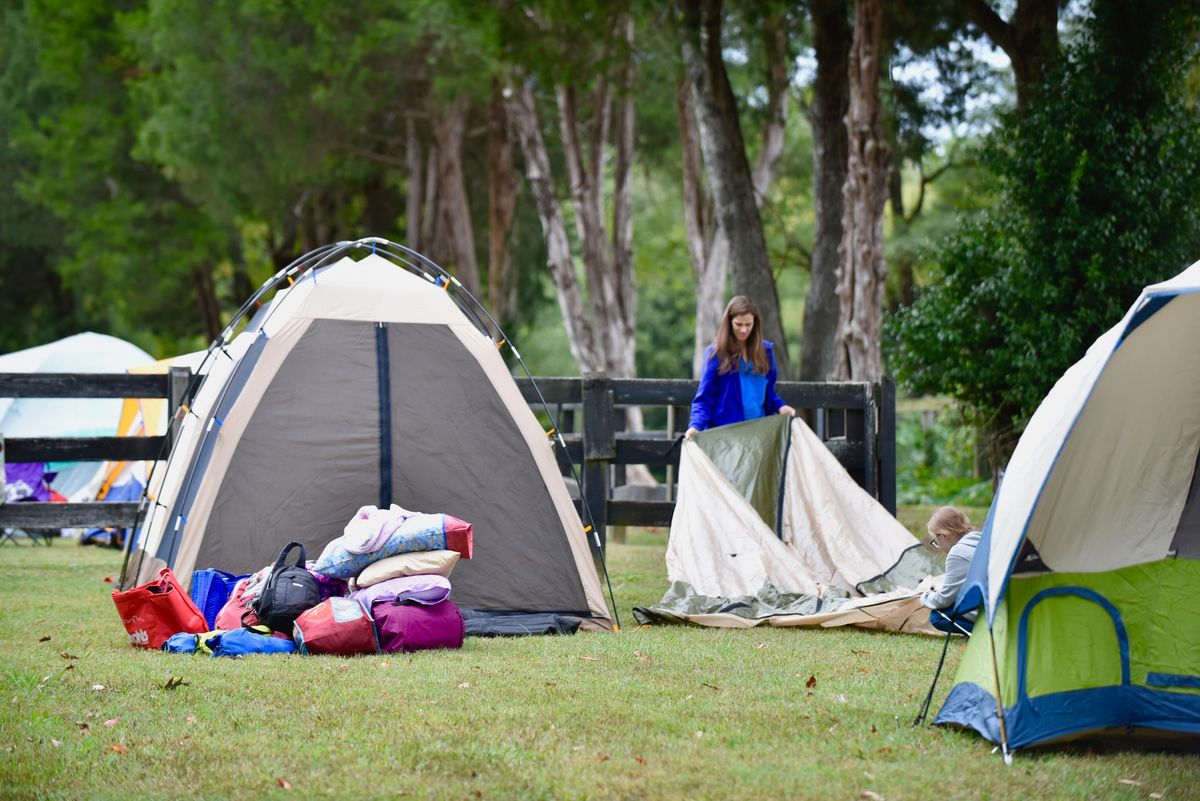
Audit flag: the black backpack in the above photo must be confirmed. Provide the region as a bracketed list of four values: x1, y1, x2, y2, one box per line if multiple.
[250, 541, 321, 633]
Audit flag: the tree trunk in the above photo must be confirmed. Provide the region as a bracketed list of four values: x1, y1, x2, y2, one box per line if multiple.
[486, 81, 519, 327]
[429, 99, 482, 297]
[679, 10, 789, 378]
[191, 263, 222, 342]
[678, 0, 789, 374]
[834, 0, 891, 382]
[801, 0, 850, 381]
[954, 0, 1059, 113]
[677, 79, 727, 378]
[507, 81, 603, 371]
[406, 116, 422, 250]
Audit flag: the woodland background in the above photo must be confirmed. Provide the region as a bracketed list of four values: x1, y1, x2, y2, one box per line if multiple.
[3, 0, 1199, 498]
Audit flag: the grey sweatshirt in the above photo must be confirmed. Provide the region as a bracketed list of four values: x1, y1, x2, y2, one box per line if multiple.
[921, 530, 981, 613]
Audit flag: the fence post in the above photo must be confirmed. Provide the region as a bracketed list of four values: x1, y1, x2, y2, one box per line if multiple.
[581, 373, 614, 552]
[879, 375, 897, 515]
[863, 383, 878, 499]
[167, 366, 191, 454]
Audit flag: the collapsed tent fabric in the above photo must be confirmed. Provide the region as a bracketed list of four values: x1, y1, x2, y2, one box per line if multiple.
[936, 261, 1200, 750]
[633, 415, 941, 633]
[124, 241, 612, 632]
[0, 332, 154, 500]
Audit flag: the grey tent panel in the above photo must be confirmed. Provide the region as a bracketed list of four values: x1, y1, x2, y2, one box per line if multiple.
[194, 319, 381, 573]
[384, 323, 590, 612]
[1171, 446, 1200, 559]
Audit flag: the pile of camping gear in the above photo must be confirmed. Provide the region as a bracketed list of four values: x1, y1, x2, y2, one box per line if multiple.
[112, 504, 473, 657]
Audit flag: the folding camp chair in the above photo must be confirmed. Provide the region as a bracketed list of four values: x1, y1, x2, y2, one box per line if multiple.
[913, 609, 974, 727]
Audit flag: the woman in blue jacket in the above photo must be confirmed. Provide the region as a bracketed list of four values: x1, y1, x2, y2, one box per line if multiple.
[685, 296, 795, 439]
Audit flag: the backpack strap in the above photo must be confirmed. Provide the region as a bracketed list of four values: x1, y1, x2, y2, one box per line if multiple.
[275, 540, 307, 570]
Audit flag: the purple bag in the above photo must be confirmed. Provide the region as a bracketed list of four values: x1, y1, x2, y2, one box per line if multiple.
[353, 575, 451, 609]
[373, 599, 464, 654]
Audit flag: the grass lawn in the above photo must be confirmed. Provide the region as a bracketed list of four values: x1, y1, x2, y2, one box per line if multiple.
[1, 510, 1194, 800]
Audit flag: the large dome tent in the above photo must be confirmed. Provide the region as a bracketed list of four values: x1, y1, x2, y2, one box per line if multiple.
[122, 238, 614, 633]
[935, 260, 1200, 751]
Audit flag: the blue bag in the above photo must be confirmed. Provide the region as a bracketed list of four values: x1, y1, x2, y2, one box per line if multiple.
[190, 569, 251, 629]
[162, 632, 199, 654]
[206, 628, 297, 657]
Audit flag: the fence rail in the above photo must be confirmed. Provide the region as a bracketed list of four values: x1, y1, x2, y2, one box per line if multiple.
[0, 371, 895, 546]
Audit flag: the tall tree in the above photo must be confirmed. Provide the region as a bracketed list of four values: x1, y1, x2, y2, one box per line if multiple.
[677, 0, 789, 374]
[505, 6, 639, 379]
[834, 0, 891, 381]
[801, 0, 851, 381]
[953, 0, 1058, 112]
[891, 0, 1200, 472]
[486, 80, 519, 327]
[679, 6, 793, 376]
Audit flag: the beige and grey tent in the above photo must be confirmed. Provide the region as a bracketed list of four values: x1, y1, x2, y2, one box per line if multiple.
[123, 239, 613, 633]
[634, 414, 941, 633]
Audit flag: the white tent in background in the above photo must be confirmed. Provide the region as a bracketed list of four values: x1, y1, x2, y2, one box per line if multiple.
[0, 332, 154, 500]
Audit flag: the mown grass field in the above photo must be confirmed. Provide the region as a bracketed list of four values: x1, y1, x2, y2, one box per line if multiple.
[0, 508, 1195, 800]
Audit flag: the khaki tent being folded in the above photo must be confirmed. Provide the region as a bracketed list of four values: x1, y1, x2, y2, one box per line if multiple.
[123, 240, 612, 632]
[634, 414, 941, 633]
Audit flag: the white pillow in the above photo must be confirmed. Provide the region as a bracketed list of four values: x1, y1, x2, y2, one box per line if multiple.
[352, 549, 460, 589]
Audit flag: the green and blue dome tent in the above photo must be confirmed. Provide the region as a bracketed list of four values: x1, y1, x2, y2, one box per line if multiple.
[935, 260, 1200, 752]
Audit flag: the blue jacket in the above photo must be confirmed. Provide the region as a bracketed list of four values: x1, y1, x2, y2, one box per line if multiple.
[689, 341, 786, 431]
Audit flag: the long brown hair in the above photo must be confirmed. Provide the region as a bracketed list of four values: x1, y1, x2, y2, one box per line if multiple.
[711, 296, 769, 375]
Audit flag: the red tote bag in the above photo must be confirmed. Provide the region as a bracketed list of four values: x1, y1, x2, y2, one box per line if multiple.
[112, 568, 207, 649]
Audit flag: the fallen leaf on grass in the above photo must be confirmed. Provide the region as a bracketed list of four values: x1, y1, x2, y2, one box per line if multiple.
[1150, 793, 1164, 799]
[701, 683, 722, 692]
[578, 656, 600, 662]
[39, 636, 51, 643]
[64, 665, 75, 672]
[163, 676, 189, 690]
[91, 684, 105, 691]
[755, 642, 768, 650]
[186, 715, 197, 724]
[860, 790, 885, 801]
[1118, 779, 1142, 787]
[51, 739, 62, 747]
[75, 721, 90, 733]
[850, 649, 871, 656]
[109, 743, 128, 754]
[805, 675, 817, 690]
[103, 719, 119, 728]
[596, 754, 610, 763]
[632, 650, 651, 662]
[635, 756, 647, 766]
[693, 730, 704, 739]
[876, 747, 892, 755]
[457, 682, 472, 689]
[870, 724, 877, 733]
[276, 778, 291, 790]
[59, 652, 77, 660]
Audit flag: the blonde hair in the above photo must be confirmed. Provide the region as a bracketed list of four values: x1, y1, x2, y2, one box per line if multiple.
[927, 506, 973, 542]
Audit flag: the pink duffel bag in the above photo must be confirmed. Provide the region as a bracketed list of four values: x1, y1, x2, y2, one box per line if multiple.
[372, 599, 464, 654]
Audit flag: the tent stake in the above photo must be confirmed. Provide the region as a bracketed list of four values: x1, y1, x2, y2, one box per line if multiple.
[987, 622, 1013, 764]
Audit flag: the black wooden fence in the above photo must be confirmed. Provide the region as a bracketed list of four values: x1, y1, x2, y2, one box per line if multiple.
[0, 372, 894, 547]
[0, 369, 191, 531]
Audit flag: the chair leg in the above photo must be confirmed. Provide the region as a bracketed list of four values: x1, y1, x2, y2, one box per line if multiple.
[913, 631, 953, 727]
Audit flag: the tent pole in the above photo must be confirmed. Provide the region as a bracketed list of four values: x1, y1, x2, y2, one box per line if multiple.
[987, 622, 1013, 764]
